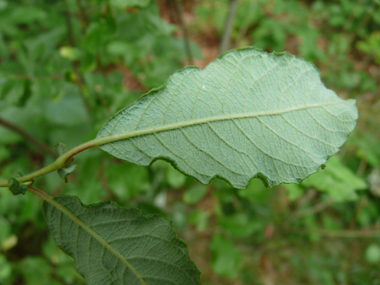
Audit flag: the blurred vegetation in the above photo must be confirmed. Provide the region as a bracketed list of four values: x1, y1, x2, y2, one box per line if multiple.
[0, 0, 379, 284]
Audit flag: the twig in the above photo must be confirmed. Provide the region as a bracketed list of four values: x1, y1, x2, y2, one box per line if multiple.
[174, 0, 193, 65]
[0, 117, 57, 159]
[299, 229, 380, 238]
[219, 0, 239, 54]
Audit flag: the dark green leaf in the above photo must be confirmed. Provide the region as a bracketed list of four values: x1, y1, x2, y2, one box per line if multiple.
[8, 177, 27, 196]
[43, 195, 201, 285]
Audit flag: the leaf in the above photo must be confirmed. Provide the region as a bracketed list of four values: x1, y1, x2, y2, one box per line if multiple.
[55, 142, 68, 156]
[183, 185, 208, 204]
[284, 183, 304, 201]
[55, 142, 76, 183]
[98, 47, 358, 188]
[188, 210, 209, 231]
[8, 177, 27, 196]
[218, 211, 262, 238]
[211, 234, 242, 279]
[105, 163, 150, 200]
[301, 156, 367, 202]
[57, 164, 76, 183]
[43, 195, 200, 285]
[0, 79, 24, 103]
[166, 165, 186, 188]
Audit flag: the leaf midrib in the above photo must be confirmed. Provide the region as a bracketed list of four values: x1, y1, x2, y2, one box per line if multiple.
[46, 197, 147, 285]
[98, 101, 350, 145]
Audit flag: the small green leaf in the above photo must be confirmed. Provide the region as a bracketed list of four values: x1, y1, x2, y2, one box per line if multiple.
[188, 210, 210, 231]
[55, 142, 76, 183]
[301, 156, 367, 202]
[183, 185, 208, 204]
[8, 178, 27, 196]
[211, 234, 242, 278]
[284, 183, 304, 201]
[166, 166, 186, 188]
[1, 79, 24, 104]
[238, 178, 272, 202]
[98, 47, 358, 189]
[0, 254, 12, 282]
[21, 257, 52, 285]
[43, 195, 200, 285]
[57, 164, 77, 183]
[105, 163, 150, 200]
[218, 212, 259, 238]
[55, 142, 67, 156]
[18, 79, 32, 107]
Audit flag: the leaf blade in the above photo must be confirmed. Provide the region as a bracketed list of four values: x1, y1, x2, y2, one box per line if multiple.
[98, 47, 358, 188]
[43, 195, 200, 285]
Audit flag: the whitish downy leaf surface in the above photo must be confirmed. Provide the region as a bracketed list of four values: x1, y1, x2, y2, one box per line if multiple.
[98, 47, 358, 188]
[44, 195, 200, 285]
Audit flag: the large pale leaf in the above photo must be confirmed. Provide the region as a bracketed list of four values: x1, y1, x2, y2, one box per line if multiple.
[43, 195, 200, 285]
[98, 47, 358, 188]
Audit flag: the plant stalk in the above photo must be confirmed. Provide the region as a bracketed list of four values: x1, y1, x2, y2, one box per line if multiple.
[219, 0, 239, 54]
[174, 0, 193, 64]
[0, 138, 99, 187]
[0, 117, 58, 158]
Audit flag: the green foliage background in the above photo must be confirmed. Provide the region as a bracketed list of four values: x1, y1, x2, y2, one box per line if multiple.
[0, 0, 379, 284]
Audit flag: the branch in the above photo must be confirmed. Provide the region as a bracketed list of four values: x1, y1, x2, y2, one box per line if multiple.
[174, 0, 193, 65]
[298, 229, 380, 238]
[219, 0, 239, 54]
[0, 117, 58, 159]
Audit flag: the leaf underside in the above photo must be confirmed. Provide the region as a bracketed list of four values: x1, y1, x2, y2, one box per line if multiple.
[98, 47, 358, 188]
[43, 195, 200, 285]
